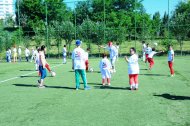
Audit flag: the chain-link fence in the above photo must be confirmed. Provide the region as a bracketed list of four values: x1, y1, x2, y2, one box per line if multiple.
[0, 0, 190, 59]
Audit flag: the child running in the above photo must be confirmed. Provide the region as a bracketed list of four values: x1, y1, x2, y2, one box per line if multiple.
[147, 48, 163, 70]
[168, 45, 175, 77]
[125, 47, 140, 90]
[145, 43, 152, 63]
[99, 53, 112, 86]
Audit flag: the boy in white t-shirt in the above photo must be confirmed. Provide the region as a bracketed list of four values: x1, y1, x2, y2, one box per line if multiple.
[147, 48, 163, 70]
[63, 45, 67, 64]
[145, 43, 152, 63]
[25, 48, 30, 62]
[99, 53, 112, 86]
[6, 49, 11, 62]
[168, 45, 175, 77]
[142, 41, 146, 61]
[72, 40, 90, 90]
[125, 47, 140, 90]
[115, 43, 119, 61]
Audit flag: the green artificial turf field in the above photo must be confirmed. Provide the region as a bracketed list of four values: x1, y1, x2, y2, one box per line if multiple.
[0, 56, 189, 126]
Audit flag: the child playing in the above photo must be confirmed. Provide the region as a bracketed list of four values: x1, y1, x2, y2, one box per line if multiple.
[168, 45, 175, 77]
[85, 48, 90, 71]
[145, 43, 152, 63]
[125, 47, 139, 90]
[99, 53, 112, 86]
[6, 49, 11, 62]
[63, 45, 67, 64]
[38, 45, 48, 88]
[147, 48, 163, 70]
[13, 46, 17, 63]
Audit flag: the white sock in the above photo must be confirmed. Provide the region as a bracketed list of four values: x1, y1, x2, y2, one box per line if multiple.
[132, 84, 135, 88]
[130, 85, 133, 89]
[135, 84, 139, 89]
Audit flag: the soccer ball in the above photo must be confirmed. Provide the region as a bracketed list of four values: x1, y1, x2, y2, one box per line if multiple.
[51, 71, 56, 77]
[89, 67, 94, 72]
[154, 42, 158, 46]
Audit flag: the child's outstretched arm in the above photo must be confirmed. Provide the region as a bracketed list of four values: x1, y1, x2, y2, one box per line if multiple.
[125, 56, 129, 62]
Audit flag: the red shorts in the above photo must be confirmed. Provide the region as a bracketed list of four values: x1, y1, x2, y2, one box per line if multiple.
[129, 74, 138, 85]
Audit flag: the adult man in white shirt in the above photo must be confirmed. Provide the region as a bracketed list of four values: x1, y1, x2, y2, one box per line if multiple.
[100, 42, 117, 72]
[72, 40, 90, 90]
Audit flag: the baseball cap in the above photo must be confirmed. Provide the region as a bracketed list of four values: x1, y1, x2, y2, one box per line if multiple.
[76, 40, 81, 46]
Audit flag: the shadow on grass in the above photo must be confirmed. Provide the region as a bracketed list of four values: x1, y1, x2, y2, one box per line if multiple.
[140, 69, 148, 71]
[87, 83, 102, 86]
[94, 85, 129, 90]
[68, 71, 101, 73]
[20, 70, 34, 71]
[13, 84, 75, 90]
[139, 74, 168, 77]
[153, 93, 190, 100]
[20, 75, 39, 78]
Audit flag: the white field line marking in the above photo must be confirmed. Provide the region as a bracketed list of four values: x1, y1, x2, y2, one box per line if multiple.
[0, 64, 63, 84]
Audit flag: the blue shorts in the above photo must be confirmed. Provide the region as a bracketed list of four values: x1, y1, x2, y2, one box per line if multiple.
[39, 66, 47, 79]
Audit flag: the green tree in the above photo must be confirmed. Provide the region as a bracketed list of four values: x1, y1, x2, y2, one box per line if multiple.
[171, 1, 190, 55]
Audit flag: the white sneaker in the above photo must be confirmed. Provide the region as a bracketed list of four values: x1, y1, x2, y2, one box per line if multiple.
[38, 85, 45, 88]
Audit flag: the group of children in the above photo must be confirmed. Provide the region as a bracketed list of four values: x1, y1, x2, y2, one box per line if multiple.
[5, 46, 39, 63]
[53, 40, 175, 91]
[142, 41, 175, 77]
[6, 40, 175, 90]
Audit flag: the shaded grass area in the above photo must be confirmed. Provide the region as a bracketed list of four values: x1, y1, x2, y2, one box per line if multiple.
[0, 57, 189, 126]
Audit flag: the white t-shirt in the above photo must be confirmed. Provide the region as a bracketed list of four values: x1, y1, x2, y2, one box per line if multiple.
[142, 44, 146, 52]
[18, 48, 22, 55]
[116, 45, 119, 55]
[6, 51, 10, 57]
[35, 52, 40, 65]
[148, 51, 158, 58]
[72, 47, 86, 70]
[128, 54, 139, 74]
[31, 49, 35, 56]
[145, 47, 152, 54]
[63, 47, 67, 56]
[13, 48, 17, 54]
[85, 52, 89, 60]
[9, 49, 11, 54]
[33, 50, 38, 56]
[168, 50, 174, 61]
[106, 46, 117, 59]
[25, 49, 30, 57]
[99, 58, 112, 71]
